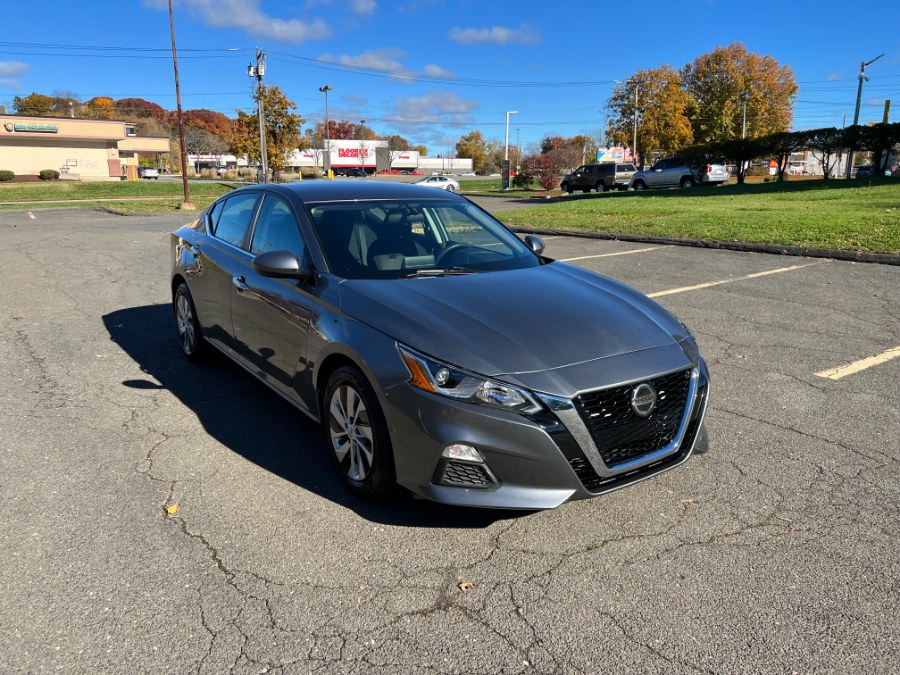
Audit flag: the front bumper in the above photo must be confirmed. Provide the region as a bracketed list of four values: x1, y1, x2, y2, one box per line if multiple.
[380, 359, 710, 509]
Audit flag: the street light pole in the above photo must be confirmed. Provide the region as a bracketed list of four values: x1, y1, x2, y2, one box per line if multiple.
[168, 0, 193, 209]
[632, 84, 639, 167]
[504, 110, 518, 190]
[247, 50, 267, 183]
[319, 85, 332, 177]
[504, 110, 518, 162]
[846, 53, 885, 178]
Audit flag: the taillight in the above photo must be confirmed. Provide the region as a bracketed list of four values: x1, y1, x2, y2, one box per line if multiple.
[706, 165, 712, 173]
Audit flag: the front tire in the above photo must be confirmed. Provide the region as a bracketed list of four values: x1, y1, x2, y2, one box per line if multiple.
[632, 180, 646, 191]
[323, 366, 396, 501]
[174, 283, 207, 361]
[560, 182, 571, 194]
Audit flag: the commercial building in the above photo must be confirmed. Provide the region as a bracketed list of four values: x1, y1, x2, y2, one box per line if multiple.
[0, 114, 171, 180]
[288, 140, 472, 174]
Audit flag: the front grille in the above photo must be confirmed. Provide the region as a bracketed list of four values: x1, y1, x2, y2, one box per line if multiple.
[574, 369, 692, 468]
[433, 459, 495, 489]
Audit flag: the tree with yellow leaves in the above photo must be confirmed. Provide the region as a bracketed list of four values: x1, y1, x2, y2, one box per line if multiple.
[605, 65, 694, 167]
[682, 42, 797, 145]
[231, 86, 306, 177]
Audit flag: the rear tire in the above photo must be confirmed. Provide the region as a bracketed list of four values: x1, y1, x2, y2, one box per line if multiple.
[174, 283, 207, 361]
[446, 185, 455, 192]
[323, 366, 396, 501]
[595, 182, 605, 193]
[680, 177, 695, 188]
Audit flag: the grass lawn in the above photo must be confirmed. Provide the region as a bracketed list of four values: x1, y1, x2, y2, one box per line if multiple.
[498, 178, 900, 253]
[0, 180, 238, 202]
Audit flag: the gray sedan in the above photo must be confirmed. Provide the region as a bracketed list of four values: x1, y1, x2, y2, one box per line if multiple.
[171, 182, 710, 509]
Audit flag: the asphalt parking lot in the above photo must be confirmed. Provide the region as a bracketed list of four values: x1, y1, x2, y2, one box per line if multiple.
[1, 207, 898, 673]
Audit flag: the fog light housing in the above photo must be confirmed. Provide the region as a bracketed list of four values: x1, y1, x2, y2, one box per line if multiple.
[442, 444, 484, 463]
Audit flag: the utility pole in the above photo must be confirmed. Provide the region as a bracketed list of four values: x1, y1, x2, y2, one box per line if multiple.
[632, 83, 639, 167]
[846, 53, 885, 178]
[319, 85, 332, 177]
[742, 95, 748, 139]
[168, 0, 193, 209]
[248, 50, 268, 183]
[515, 127, 520, 171]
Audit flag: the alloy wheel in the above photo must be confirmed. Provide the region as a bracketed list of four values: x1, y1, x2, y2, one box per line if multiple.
[176, 292, 196, 354]
[328, 384, 375, 481]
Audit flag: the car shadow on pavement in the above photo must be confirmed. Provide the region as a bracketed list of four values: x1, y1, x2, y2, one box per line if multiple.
[103, 304, 529, 529]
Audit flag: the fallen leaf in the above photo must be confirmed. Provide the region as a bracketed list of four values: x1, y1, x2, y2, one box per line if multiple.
[457, 581, 477, 592]
[680, 498, 696, 505]
[164, 503, 179, 516]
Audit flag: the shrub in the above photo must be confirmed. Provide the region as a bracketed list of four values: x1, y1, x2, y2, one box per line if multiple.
[39, 169, 60, 181]
[0, 170, 15, 182]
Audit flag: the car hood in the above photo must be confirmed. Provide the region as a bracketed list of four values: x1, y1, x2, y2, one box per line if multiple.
[338, 262, 685, 377]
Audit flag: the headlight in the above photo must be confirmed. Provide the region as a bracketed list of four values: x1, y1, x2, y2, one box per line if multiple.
[398, 345, 542, 415]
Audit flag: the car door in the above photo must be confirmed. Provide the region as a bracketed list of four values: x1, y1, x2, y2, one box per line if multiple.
[231, 192, 315, 406]
[188, 191, 261, 351]
[647, 158, 672, 188]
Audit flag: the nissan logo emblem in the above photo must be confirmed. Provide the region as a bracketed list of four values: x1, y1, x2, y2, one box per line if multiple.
[631, 383, 657, 417]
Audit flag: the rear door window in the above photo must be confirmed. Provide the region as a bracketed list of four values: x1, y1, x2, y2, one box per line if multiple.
[249, 195, 305, 258]
[214, 192, 260, 248]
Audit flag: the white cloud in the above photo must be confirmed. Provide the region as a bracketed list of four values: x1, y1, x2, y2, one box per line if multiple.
[447, 24, 540, 46]
[341, 94, 369, 106]
[423, 64, 455, 78]
[0, 61, 29, 78]
[352, 0, 376, 15]
[145, 0, 331, 42]
[319, 50, 455, 83]
[384, 90, 479, 135]
[826, 73, 844, 81]
[305, 0, 375, 15]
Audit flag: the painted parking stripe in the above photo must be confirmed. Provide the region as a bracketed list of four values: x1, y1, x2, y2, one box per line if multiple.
[815, 346, 900, 380]
[561, 247, 665, 262]
[648, 261, 830, 298]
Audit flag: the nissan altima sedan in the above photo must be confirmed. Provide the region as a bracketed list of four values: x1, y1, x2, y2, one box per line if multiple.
[171, 182, 710, 509]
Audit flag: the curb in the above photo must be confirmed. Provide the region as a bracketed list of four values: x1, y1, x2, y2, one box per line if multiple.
[509, 227, 900, 267]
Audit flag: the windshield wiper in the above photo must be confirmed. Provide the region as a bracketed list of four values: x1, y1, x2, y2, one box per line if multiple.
[402, 266, 477, 278]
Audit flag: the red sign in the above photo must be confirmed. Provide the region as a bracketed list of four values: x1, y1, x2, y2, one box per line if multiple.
[338, 148, 369, 159]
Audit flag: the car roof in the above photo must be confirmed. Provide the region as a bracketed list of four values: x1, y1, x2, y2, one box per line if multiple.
[229, 180, 465, 204]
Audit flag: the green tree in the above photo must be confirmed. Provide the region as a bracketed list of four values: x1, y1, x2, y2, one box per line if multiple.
[456, 130, 489, 173]
[761, 130, 810, 181]
[682, 42, 797, 145]
[13, 93, 55, 116]
[231, 86, 305, 177]
[605, 65, 694, 166]
[806, 127, 846, 180]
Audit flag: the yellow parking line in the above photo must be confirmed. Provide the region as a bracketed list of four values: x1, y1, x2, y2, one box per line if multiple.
[815, 346, 900, 380]
[562, 246, 665, 262]
[648, 261, 830, 298]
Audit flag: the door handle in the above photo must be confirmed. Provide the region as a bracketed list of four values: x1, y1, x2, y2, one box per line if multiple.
[232, 275, 248, 291]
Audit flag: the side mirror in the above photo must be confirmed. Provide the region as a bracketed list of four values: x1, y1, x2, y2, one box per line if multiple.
[252, 250, 314, 281]
[523, 234, 545, 256]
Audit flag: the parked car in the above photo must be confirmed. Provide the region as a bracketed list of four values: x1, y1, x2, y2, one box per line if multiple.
[459, 171, 476, 176]
[139, 167, 159, 180]
[560, 163, 636, 193]
[630, 157, 730, 191]
[414, 175, 460, 192]
[344, 168, 367, 178]
[170, 182, 710, 509]
[853, 165, 874, 178]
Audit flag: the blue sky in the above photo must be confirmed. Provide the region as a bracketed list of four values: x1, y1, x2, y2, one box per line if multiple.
[1, 0, 898, 154]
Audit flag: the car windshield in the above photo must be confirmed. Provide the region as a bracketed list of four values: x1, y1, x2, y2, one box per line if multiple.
[306, 198, 541, 279]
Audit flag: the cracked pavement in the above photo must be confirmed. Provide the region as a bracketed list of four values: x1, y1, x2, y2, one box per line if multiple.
[1, 208, 898, 673]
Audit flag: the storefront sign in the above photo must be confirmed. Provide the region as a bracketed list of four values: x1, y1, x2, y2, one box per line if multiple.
[6, 123, 59, 133]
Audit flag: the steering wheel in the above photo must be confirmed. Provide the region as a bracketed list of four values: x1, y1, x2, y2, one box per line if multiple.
[435, 243, 472, 266]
